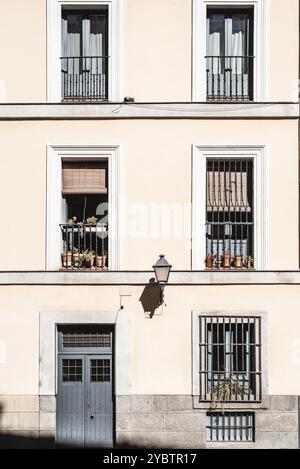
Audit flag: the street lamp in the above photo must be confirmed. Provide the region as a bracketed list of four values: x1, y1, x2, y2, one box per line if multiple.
[152, 254, 172, 304]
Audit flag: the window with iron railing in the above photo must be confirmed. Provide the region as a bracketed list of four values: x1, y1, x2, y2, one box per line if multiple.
[199, 316, 262, 403]
[206, 412, 255, 442]
[61, 8, 109, 101]
[206, 8, 254, 101]
[205, 159, 254, 270]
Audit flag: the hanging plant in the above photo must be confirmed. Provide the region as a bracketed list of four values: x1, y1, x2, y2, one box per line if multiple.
[210, 378, 247, 412]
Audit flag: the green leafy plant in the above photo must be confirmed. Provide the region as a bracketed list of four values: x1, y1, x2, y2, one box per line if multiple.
[210, 378, 247, 411]
[86, 216, 98, 225]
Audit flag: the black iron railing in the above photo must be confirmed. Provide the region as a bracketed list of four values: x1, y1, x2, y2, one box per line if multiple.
[60, 223, 108, 270]
[199, 316, 262, 403]
[61, 56, 109, 101]
[206, 56, 254, 101]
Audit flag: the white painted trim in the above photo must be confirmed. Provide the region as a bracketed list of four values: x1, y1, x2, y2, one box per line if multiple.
[192, 0, 266, 101]
[46, 144, 120, 270]
[47, 0, 121, 102]
[39, 310, 132, 395]
[192, 310, 268, 398]
[1, 103, 298, 119]
[192, 145, 266, 270]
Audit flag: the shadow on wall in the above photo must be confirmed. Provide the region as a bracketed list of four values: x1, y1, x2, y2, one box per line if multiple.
[139, 279, 162, 318]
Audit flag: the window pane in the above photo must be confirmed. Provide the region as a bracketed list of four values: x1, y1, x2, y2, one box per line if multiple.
[90, 359, 111, 383]
[62, 359, 82, 382]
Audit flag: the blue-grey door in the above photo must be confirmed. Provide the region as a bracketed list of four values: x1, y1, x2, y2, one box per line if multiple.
[56, 325, 113, 448]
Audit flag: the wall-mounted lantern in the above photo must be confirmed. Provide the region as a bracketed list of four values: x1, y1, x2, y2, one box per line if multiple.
[152, 254, 172, 304]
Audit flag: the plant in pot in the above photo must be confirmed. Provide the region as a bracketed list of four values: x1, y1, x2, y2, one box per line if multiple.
[96, 250, 108, 269]
[86, 216, 98, 233]
[234, 255, 242, 269]
[205, 253, 213, 269]
[246, 256, 254, 270]
[210, 378, 246, 411]
[71, 247, 82, 268]
[82, 249, 95, 268]
[61, 250, 73, 268]
[223, 252, 231, 268]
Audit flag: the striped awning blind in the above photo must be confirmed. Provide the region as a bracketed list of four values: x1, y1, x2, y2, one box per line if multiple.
[206, 160, 252, 212]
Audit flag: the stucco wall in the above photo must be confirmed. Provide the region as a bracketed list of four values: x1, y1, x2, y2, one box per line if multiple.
[0, 0, 298, 102]
[0, 119, 297, 271]
[0, 284, 300, 396]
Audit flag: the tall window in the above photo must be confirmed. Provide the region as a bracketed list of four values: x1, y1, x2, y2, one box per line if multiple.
[206, 8, 254, 100]
[205, 159, 254, 270]
[199, 316, 262, 402]
[61, 7, 108, 101]
[60, 159, 109, 270]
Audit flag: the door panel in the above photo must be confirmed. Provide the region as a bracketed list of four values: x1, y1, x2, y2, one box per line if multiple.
[56, 355, 85, 447]
[85, 355, 113, 447]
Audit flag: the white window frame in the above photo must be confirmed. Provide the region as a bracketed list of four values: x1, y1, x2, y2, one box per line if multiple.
[47, 144, 120, 270]
[192, 145, 266, 271]
[47, 0, 121, 102]
[192, 0, 266, 102]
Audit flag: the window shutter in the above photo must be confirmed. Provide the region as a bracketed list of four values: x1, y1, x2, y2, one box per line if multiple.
[62, 161, 108, 195]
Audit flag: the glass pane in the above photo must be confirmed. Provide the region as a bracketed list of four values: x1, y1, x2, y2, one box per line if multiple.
[90, 359, 110, 382]
[62, 359, 82, 382]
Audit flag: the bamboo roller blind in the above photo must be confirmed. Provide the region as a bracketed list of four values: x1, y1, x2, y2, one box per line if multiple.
[62, 161, 108, 195]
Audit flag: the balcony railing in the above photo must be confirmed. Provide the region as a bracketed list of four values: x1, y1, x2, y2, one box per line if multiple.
[206, 56, 254, 101]
[60, 223, 108, 270]
[61, 56, 109, 101]
[205, 222, 254, 270]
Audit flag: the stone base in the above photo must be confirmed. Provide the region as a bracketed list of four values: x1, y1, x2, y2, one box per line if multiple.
[0, 394, 298, 449]
[116, 395, 299, 449]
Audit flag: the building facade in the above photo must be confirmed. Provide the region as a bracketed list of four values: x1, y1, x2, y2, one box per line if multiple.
[0, 0, 299, 449]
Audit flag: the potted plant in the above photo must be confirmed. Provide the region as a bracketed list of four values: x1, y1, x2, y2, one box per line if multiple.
[205, 254, 213, 269]
[86, 216, 98, 233]
[216, 255, 222, 269]
[210, 378, 246, 411]
[82, 249, 95, 268]
[96, 250, 108, 269]
[61, 251, 73, 268]
[223, 252, 231, 268]
[72, 248, 82, 268]
[235, 255, 242, 268]
[246, 256, 254, 270]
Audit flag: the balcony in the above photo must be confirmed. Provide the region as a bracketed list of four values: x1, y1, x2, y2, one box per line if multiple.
[206, 56, 254, 101]
[61, 56, 109, 102]
[60, 222, 108, 270]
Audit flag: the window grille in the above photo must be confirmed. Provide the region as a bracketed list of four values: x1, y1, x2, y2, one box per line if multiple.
[206, 412, 254, 442]
[90, 359, 111, 383]
[59, 325, 112, 350]
[205, 159, 254, 270]
[199, 316, 262, 402]
[62, 359, 82, 382]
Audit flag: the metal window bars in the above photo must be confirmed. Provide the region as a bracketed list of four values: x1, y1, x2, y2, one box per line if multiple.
[206, 56, 254, 101]
[60, 223, 108, 270]
[61, 56, 109, 101]
[199, 316, 262, 403]
[205, 159, 254, 270]
[206, 412, 254, 442]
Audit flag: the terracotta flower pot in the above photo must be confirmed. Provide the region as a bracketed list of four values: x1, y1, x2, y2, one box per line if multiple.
[206, 257, 213, 269]
[61, 252, 72, 268]
[84, 255, 95, 268]
[96, 255, 107, 269]
[235, 256, 242, 268]
[223, 254, 231, 268]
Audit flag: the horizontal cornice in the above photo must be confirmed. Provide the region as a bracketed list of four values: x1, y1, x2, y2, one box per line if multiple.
[0, 102, 298, 120]
[1, 271, 300, 285]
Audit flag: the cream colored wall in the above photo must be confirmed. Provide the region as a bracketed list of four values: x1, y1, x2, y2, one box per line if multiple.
[0, 119, 297, 270]
[0, 0, 298, 102]
[0, 284, 299, 396]
[0, 0, 46, 103]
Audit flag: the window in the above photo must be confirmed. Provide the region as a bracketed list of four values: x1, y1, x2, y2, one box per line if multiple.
[90, 359, 111, 382]
[61, 325, 112, 349]
[192, 1, 266, 102]
[199, 316, 262, 402]
[206, 412, 254, 442]
[205, 159, 254, 270]
[62, 359, 83, 382]
[61, 7, 109, 101]
[206, 8, 254, 101]
[47, 1, 120, 102]
[60, 159, 109, 270]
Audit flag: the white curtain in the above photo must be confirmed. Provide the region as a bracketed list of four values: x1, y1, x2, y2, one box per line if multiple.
[61, 15, 105, 97]
[207, 16, 249, 98]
